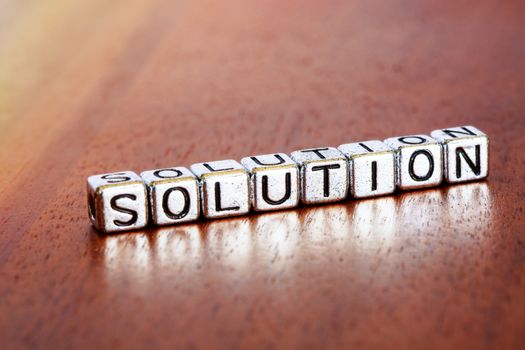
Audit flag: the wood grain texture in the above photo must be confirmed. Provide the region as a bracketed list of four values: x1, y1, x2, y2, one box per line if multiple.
[1, 0, 525, 349]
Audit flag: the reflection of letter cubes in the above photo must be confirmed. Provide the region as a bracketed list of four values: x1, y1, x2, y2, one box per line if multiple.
[190, 160, 250, 219]
[384, 135, 443, 190]
[241, 153, 299, 212]
[140, 167, 200, 225]
[290, 147, 349, 204]
[87, 171, 149, 233]
[430, 126, 489, 183]
[338, 140, 396, 198]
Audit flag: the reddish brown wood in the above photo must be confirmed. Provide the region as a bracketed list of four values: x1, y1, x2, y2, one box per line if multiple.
[1, 0, 525, 348]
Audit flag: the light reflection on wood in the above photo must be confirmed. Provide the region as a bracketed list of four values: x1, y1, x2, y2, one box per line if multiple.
[101, 183, 492, 289]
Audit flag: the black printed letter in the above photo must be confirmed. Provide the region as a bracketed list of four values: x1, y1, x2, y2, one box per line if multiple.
[110, 194, 138, 226]
[311, 164, 341, 197]
[455, 145, 481, 178]
[261, 173, 291, 205]
[162, 187, 190, 220]
[250, 154, 286, 166]
[215, 182, 239, 212]
[408, 150, 434, 181]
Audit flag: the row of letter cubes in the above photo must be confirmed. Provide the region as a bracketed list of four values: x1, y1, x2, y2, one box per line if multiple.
[87, 126, 489, 233]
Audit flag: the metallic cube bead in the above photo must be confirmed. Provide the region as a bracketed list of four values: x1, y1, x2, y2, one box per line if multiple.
[190, 159, 250, 219]
[430, 125, 489, 183]
[87, 171, 149, 233]
[384, 134, 443, 190]
[338, 140, 396, 198]
[140, 167, 200, 226]
[241, 153, 300, 212]
[290, 147, 349, 204]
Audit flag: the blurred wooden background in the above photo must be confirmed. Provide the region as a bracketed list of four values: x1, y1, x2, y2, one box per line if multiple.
[1, 0, 525, 348]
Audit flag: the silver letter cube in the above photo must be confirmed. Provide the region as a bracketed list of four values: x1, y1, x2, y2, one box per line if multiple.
[87, 171, 149, 233]
[384, 134, 443, 190]
[290, 147, 349, 204]
[140, 167, 200, 225]
[338, 140, 396, 198]
[190, 159, 250, 219]
[430, 125, 489, 183]
[241, 153, 300, 211]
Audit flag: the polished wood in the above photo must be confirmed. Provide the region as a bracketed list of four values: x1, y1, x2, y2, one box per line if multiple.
[1, 0, 525, 348]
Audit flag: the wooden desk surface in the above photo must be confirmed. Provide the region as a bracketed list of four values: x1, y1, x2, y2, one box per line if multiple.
[1, 0, 524, 348]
